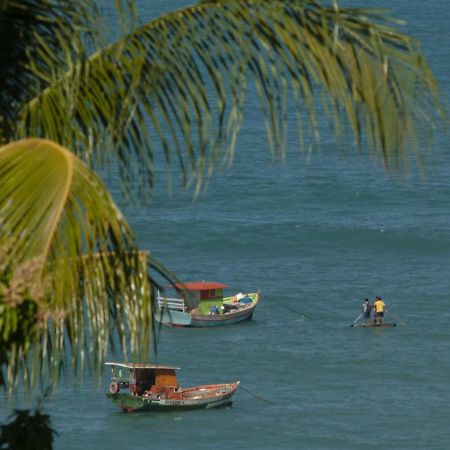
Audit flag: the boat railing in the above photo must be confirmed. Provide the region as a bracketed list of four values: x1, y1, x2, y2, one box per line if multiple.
[157, 291, 186, 312]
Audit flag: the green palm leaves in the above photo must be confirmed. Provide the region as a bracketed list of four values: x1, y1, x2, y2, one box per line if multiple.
[0, 139, 154, 391]
[0, 0, 103, 146]
[16, 1, 445, 199]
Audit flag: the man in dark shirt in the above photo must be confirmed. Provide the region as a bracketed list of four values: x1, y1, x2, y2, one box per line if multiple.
[362, 298, 372, 320]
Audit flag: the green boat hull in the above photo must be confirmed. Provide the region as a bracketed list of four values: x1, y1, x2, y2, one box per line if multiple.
[106, 384, 238, 412]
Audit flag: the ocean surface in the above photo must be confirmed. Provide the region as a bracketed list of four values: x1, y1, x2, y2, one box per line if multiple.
[3, 1, 450, 449]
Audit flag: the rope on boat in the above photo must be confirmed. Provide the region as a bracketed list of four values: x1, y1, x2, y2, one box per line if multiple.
[281, 304, 311, 320]
[239, 385, 275, 405]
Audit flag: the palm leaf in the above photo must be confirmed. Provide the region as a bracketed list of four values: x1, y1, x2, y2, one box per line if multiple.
[0, 138, 162, 392]
[0, 0, 109, 145]
[14, 0, 446, 200]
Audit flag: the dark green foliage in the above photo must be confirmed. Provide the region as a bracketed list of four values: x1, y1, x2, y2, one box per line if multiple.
[0, 406, 56, 450]
[0, 299, 39, 386]
[0, 266, 40, 388]
[0, 0, 100, 144]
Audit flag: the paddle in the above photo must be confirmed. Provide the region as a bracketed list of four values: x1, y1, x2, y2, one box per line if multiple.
[281, 304, 311, 319]
[350, 313, 363, 327]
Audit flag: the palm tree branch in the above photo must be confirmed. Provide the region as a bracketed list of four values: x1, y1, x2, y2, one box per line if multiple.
[13, 0, 446, 200]
[0, 0, 109, 143]
[0, 139, 179, 392]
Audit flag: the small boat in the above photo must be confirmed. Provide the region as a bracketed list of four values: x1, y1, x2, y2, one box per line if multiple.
[105, 362, 240, 412]
[155, 281, 260, 327]
[352, 321, 397, 328]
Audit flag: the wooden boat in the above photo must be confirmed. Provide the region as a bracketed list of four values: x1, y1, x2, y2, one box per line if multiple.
[352, 321, 397, 328]
[155, 281, 260, 327]
[105, 362, 239, 412]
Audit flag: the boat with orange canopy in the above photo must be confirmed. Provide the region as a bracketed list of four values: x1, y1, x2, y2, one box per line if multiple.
[105, 362, 239, 412]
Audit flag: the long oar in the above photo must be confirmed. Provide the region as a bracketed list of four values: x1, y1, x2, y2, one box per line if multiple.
[350, 313, 363, 327]
[281, 304, 311, 319]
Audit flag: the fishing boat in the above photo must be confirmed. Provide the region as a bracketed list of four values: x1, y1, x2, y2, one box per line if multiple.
[352, 321, 397, 328]
[155, 281, 260, 327]
[105, 362, 239, 412]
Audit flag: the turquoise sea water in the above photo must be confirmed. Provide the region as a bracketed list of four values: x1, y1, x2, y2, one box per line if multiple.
[3, 1, 450, 449]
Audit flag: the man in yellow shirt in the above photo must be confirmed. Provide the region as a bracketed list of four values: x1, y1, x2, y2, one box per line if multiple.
[373, 296, 386, 326]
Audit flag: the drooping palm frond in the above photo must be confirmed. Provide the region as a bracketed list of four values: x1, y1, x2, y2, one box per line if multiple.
[0, 0, 108, 145]
[15, 0, 446, 199]
[0, 138, 164, 392]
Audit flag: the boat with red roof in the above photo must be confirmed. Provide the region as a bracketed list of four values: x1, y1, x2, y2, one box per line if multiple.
[105, 362, 239, 412]
[155, 281, 260, 327]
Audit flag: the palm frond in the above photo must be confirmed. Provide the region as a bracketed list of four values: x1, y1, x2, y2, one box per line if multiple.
[15, 0, 446, 199]
[0, 0, 108, 145]
[0, 138, 165, 392]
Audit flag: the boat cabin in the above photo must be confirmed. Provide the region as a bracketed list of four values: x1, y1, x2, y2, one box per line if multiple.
[106, 362, 180, 396]
[157, 281, 229, 314]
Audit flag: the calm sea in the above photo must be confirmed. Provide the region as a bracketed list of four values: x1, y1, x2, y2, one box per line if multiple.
[3, 1, 450, 449]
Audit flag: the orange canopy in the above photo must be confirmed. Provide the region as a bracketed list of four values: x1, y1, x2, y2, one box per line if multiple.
[172, 281, 229, 291]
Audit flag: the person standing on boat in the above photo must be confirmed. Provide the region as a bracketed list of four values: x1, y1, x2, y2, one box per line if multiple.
[373, 296, 386, 325]
[362, 298, 372, 320]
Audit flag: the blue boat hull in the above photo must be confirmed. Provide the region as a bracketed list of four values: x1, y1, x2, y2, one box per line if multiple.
[189, 309, 254, 327]
[155, 310, 192, 326]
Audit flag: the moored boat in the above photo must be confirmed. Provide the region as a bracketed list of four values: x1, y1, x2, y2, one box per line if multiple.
[105, 362, 240, 412]
[155, 281, 260, 327]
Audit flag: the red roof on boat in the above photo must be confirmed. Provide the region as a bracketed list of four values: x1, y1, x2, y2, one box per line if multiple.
[172, 281, 229, 291]
[105, 362, 179, 370]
